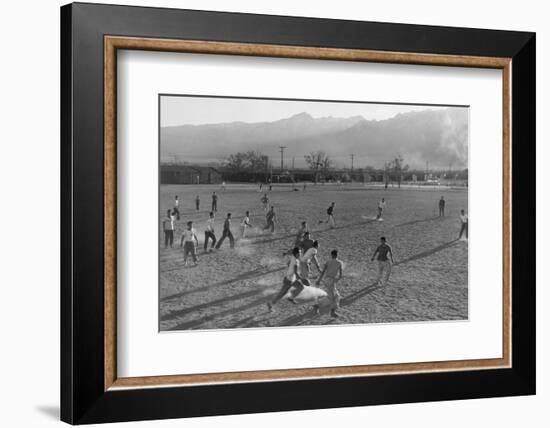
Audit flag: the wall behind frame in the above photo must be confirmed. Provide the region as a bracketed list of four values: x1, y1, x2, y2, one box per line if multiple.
[0, 1, 545, 428]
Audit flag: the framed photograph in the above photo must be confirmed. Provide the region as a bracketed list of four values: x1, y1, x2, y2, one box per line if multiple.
[61, 2, 535, 424]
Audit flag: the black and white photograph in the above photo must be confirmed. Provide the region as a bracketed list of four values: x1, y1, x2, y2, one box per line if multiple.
[159, 95, 469, 331]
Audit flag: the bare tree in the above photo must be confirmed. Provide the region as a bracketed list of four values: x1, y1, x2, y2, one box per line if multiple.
[390, 155, 409, 188]
[304, 151, 333, 183]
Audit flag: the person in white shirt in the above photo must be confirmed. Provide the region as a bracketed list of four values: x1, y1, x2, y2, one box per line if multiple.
[240, 211, 252, 238]
[267, 247, 306, 312]
[173, 195, 180, 220]
[376, 197, 386, 220]
[180, 221, 198, 266]
[458, 209, 468, 240]
[204, 211, 217, 252]
[162, 209, 175, 248]
[315, 249, 344, 317]
[300, 240, 321, 280]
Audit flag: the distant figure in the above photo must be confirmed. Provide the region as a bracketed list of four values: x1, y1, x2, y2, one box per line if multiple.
[195, 195, 200, 211]
[439, 196, 446, 217]
[267, 247, 306, 312]
[162, 209, 175, 248]
[303, 182, 307, 191]
[173, 196, 180, 220]
[300, 231, 315, 252]
[241, 211, 252, 238]
[459, 209, 468, 240]
[371, 236, 394, 286]
[376, 197, 386, 220]
[215, 213, 235, 249]
[300, 240, 321, 280]
[315, 249, 344, 317]
[259, 182, 263, 191]
[326, 202, 336, 228]
[180, 221, 198, 266]
[264, 206, 276, 233]
[204, 211, 217, 252]
[269, 183, 273, 191]
[211, 191, 218, 212]
[261, 193, 269, 211]
[222, 181, 226, 191]
[294, 221, 309, 247]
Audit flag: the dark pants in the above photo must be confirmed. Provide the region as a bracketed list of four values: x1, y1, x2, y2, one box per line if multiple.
[196, 201, 200, 211]
[215, 229, 234, 249]
[164, 230, 174, 248]
[212, 201, 217, 212]
[204, 231, 217, 250]
[264, 220, 275, 233]
[376, 207, 383, 219]
[173, 207, 180, 220]
[439, 206, 445, 216]
[271, 278, 304, 305]
[459, 222, 468, 239]
[183, 241, 197, 262]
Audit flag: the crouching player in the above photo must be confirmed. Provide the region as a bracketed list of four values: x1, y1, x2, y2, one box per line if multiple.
[267, 247, 306, 312]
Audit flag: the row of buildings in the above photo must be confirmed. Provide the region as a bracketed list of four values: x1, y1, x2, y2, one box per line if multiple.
[160, 164, 468, 185]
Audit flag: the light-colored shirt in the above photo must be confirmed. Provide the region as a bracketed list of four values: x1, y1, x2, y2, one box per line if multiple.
[460, 214, 468, 224]
[174, 199, 179, 207]
[206, 218, 215, 232]
[241, 216, 250, 226]
[286, 256, 298, 282]
[301, 247, 317, 263]
[378, 201, 386, 209]
[181, 228, 197, 243]
[324, 259, 343, 279]
[163, 216, 175, 231]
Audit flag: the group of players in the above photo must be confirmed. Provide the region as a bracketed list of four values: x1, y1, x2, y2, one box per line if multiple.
[162, 187, 469, 317]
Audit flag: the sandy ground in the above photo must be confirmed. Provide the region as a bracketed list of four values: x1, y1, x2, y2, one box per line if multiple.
[159, 183, 468, 331]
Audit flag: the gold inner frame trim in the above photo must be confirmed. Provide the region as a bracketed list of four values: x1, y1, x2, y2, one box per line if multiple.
[104, 35, 512, 391]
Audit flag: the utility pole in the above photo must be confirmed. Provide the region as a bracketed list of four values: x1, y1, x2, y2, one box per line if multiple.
[292, 157, 295, 169]
[350, 154, 355, 172]
[279, 146, 286, 170]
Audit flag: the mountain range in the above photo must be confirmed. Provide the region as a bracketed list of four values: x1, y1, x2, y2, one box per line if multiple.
[160, 108, 468, 169]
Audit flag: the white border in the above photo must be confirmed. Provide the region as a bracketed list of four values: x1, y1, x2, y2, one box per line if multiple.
[117, 50, 502, 378]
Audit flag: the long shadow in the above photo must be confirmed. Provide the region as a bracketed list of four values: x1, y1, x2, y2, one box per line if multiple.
[394, 240, 458, 266]
[396, 216, 439, 228]
[161, 266, 283, 302]
[161, 287, 267, 322]
[278, 283, 381, 326]
[168, 294, 272, 330]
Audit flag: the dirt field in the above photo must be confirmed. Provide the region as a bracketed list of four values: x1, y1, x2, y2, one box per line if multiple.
[159, 183, 468, 331]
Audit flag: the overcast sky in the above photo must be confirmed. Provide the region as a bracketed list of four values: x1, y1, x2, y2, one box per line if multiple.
[160, 95, 457, 127]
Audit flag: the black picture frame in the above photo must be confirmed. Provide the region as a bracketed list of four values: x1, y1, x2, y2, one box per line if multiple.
[61, 2, 535, 424]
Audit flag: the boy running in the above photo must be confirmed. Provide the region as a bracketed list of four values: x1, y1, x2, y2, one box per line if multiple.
[261, 193, 269, 211]
[376, 198, 386, 220]
[324, 202, 336, 228]
[264, 206, 276, 234]
[458, 209, 468, 240]
[300, 231, 315, 252]
[294, 221, 309, 247]
[215, 213, 235, 249]
[371, 236, 394, 286]
[173, 196, 181, 220]
[162, 209, 175, 248]
[180, 221, 199, 266]
[211, 191, 218, 212]
[315, 249, 344, 317]
[439, 196, 446, 217]
[240, 211, 252, 238]
[204, 211, 217, 252]
[267, 247, 306, 312]
[300, 240, 321, 280]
